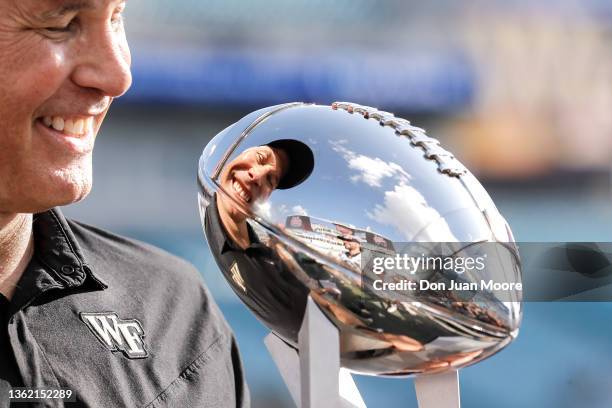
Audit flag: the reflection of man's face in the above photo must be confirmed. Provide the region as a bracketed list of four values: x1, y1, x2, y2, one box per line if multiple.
[344, 240, 361, 257]
[219, 145, 288, 221]
[0, 0, 132, 214]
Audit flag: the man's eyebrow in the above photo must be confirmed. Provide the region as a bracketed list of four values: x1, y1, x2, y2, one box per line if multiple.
[256, 148, 272, 159]
[40, 0, 94, 19]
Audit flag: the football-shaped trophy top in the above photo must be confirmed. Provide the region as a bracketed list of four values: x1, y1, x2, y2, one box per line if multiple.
[198, 102, 522, 376]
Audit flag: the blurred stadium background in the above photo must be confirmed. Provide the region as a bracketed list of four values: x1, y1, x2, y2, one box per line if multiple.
[64, 1, 612, 407]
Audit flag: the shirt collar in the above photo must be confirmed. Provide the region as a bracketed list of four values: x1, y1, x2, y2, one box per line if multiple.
[206, 195, 262, 255]
[10, 208, 107, 311]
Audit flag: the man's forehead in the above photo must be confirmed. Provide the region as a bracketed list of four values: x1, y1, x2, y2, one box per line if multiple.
[41, 0, 123, 6]
[11, 0, 120, 14]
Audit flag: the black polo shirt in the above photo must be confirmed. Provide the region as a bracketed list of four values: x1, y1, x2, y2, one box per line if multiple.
[0, 208, 249, 407]
[204, 196, 309, 343]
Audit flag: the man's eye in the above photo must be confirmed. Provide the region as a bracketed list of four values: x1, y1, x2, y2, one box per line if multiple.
[45, 19, 77, 34]
[111, 3, 127, 29]
[111, 12, 124, 28]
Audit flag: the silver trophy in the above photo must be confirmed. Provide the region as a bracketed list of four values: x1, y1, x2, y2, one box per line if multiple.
[197, 102, 522, 407]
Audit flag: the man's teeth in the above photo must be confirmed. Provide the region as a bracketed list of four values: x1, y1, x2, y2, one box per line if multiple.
[42, 116, 93, 136]
[233, 181, 251, 203]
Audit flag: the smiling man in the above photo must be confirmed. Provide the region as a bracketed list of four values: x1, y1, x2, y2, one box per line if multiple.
[0, 1, 248, 407]
[216, 139, 314, 249]
[204, 139, 314, 341]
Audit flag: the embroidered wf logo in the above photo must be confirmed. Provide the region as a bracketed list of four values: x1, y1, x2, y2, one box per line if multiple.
[80, 312, 148, 359]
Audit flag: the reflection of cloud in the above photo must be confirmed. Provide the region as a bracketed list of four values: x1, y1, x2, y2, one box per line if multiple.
[329, 139, 455, 242]
[254, 201, 272, 219]
[254, 201, 309, 221]
[367, 182, 456, 241]
[349, 157, 407, 187]
[291, 205, 308, 216]
[331, 140, 410, 187]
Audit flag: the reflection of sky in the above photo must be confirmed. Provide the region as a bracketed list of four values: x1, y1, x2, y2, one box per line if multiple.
[319, 137, 412, 238]
[220, 106, 477, 242]
[264, 135, 409, 240]
[330, 139, 411, 187]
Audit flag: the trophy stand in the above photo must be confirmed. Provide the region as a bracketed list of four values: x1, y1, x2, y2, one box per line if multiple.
[265, 296, 461, 408]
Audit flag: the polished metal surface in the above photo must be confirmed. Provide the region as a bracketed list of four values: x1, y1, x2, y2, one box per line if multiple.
[197, 102, 522, 376]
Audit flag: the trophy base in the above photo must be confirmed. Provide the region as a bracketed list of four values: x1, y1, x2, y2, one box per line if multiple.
[265, 296, 461, 408]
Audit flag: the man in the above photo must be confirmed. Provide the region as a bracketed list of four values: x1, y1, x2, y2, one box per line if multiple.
[205, 139, 315, 341]
[339, 237, 362, 270]
[215, 140, 314, 249]
[0, 1, 247, 406]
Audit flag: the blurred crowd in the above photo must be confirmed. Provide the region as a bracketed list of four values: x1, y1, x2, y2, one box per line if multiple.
[122, 0, 612, 180]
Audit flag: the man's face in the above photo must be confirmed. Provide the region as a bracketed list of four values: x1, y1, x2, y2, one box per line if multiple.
[220, 146, 288, 214]
[343, 240, 360, 256]
[0, 0, 131, 214]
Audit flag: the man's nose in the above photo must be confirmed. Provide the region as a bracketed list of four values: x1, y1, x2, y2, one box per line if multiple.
[71, 27, 132, 97]
[247, 166, 268, 187]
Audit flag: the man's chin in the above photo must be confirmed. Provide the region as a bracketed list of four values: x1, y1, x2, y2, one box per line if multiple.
[217, 192, 248, 224]
[53, 177, 92, 206]
[20, 173, 93, 214]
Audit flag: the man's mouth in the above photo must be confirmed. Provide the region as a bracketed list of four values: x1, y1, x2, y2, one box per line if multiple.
[41, 115, 94, 137]
[232, 178, 252, 203]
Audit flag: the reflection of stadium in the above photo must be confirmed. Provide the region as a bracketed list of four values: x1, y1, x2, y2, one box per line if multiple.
[285, 215, 395, 271]
[284, 215, 515, 332]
